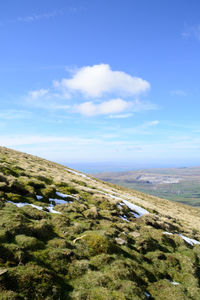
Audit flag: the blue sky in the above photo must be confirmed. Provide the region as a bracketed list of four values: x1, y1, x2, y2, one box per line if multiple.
[1, 0, 200, 170]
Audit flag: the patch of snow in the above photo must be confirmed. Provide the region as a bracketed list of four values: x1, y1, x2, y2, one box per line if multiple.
[120, 215, 130, 222]
[66, 169, 96, 182]
[97, 190, 149, 218]
[56, 191, 77, 200]
[179, 234, 200, 246]
[7, 201, 28, 208]
[171, 281, 179, 285]
[7, 201, 43, 211]
[36, 195, 43, 200]
[163, 232, 173, 235]
[30, 204, 43, 210]
[49, 198, 68, 205]
[46, 205, 62, 214]
[144, 292, 150, 298]
[163, 232, 200, 247]
[122, 199, 149, 218]
[56, 191, 68, 198]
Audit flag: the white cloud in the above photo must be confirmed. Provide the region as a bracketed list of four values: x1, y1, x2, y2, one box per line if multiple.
[75, 98, 130, 116]
[182, 24, 200, 41]
[24, 64, 154, 117]
[28, 89, 49, 100]
[56, 64, 150, 98]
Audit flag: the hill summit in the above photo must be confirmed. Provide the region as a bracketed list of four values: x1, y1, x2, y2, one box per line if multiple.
[0, 147, 200, 299]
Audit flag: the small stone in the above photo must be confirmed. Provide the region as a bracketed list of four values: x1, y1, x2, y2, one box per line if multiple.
[115, 238, 126, 245]
[130, 231, 140, 238]
[0, 269, 7, 276]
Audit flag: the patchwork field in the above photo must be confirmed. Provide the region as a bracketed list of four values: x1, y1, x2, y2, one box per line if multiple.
[94, 167, 200, 207]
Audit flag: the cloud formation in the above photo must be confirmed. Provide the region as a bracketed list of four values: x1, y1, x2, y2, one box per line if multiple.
[55, 64, 150, 98]
[75, 98, 130, 116]
[25, 64, 154, 117]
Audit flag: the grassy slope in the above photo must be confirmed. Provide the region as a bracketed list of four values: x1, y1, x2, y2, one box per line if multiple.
[94, 168, 200, 206]
[0, 147, 200, 299]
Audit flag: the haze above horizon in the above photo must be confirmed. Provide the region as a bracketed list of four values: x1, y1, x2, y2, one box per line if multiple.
[1, 0, 200, 168]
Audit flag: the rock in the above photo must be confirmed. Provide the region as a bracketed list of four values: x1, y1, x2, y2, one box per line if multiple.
[0, 268, 7, 276]
[129, 231, 140, 238]
[115, 237, 126, 245]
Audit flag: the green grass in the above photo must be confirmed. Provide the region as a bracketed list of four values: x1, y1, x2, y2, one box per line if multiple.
[0, 146, 200, 299]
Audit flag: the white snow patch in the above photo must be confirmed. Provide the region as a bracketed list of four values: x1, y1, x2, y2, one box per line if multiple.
[144, 292, 150, 298]
[120, 215, 130, 222]
[66, 169, 96, 182]
[163, 232, 200, 246]
[97, 190, 149, 218]
[36, 195, 43, 200]
[179, 234, 200, 246]
[56, 191, 68, 198]
[163, 232, 173, 235]
[56, 191, 77, 200]
[49, 198, 68, 205]
[171, 281, 179, 285]
[122, 199, 149, 218]
[7, 201, 43, 211]
[30, 204, 43, 210]
[46, 205, 62, 214]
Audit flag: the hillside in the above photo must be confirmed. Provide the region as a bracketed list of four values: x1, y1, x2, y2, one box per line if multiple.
[0, 147, 200, 299]
[94, 167, 200, 206]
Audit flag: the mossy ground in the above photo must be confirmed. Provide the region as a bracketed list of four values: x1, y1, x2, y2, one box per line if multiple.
[0, 147, 200, 299]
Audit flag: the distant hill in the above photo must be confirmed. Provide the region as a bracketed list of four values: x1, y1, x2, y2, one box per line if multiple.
[94, 167, 200, 207]
[0, 147, 200, 299]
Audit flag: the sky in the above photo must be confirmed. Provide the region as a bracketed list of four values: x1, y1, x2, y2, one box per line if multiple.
[1, 0, 200, 171]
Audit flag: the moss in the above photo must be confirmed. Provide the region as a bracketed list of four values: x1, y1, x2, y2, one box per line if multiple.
[0, 291, 20, 300]
[4, 264, 64, 299]
[15, 234, 44, 250]
[83, 206, 99, 219]
[67, 260, 90, 279]
[81, 232, 119, 257]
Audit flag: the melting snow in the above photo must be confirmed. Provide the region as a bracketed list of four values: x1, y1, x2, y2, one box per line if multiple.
[46, 205, 62, 214]
[171, 281, 179, 285]
[97, 190, 149, 218]
[7, 201, 43, 211]
[120, 215, 130, 222]
[122, 199, 149, 218]
[178, 234, 200, 246]
[66, 169, 96, 182]
[36, 195, 43, 200]
[56, 191, 68, 198]
[163, 232, 200, 246]
[163, 231, 173, 235]
[49, 198, 68, 205]
[144, 292, 150, 298]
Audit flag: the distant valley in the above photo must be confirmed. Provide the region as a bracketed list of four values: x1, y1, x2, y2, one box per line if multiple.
[94, 166, 200, 207]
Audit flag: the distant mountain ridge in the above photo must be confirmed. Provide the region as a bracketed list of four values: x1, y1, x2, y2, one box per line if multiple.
[0, 147, 200, 299]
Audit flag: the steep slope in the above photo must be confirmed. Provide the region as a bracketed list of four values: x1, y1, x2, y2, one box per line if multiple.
[0, 146, 200, 299]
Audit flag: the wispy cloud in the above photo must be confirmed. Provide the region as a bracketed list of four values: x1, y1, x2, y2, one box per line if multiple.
[108, 113, 133, 119]
[182, 24, 200, 41]
[0, 110, 32, 120]
[17, 10, 61, 23]
[170, 90, 187, 96]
